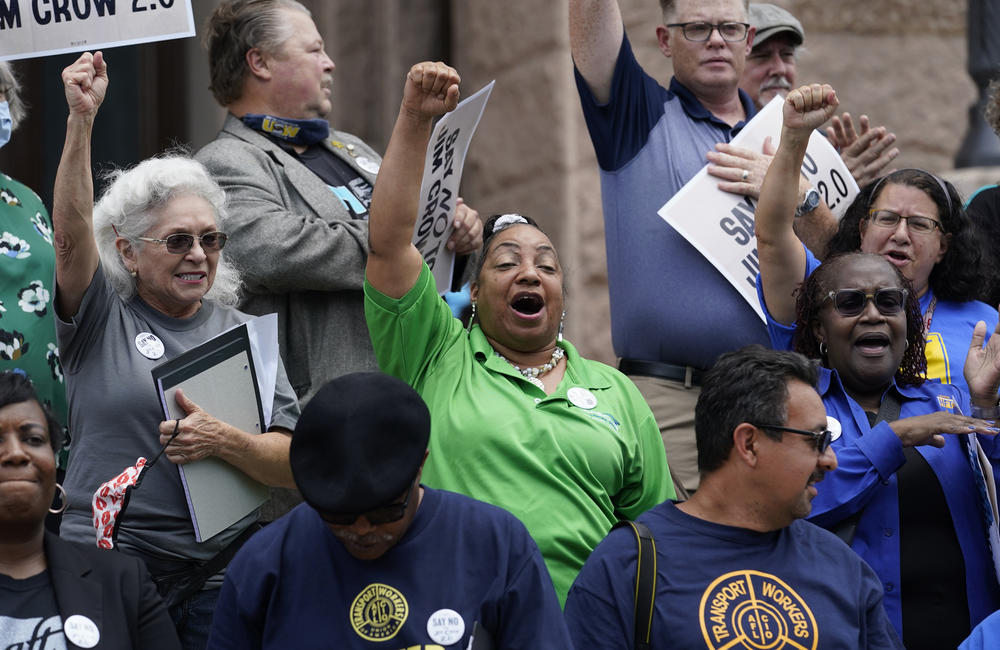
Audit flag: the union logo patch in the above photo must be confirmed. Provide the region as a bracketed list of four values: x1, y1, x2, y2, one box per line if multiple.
[936, 394, 957, 411]
[699, 570, 818, 649]
[349, 583, 408, 641]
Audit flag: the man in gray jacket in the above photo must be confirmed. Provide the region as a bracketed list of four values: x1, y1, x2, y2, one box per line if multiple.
[196, 0, 482, 408]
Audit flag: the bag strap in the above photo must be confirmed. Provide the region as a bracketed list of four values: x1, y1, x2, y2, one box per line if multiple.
[613, 520, 656, 650]
[155, 521, 262, 608]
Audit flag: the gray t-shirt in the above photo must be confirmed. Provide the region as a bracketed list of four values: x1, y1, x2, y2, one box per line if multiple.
[57, 266, 299, 569]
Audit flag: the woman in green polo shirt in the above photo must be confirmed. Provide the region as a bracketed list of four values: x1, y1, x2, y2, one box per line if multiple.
[363, 61, 673, 605]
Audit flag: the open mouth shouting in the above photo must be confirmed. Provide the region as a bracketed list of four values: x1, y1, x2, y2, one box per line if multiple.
[882, 249, 910, 268]
[854, 331, 891, 357]
[510, 292, 544, 320]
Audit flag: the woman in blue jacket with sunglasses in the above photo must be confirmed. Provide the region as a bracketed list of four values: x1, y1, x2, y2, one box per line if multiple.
[755, 83, 1000, 650]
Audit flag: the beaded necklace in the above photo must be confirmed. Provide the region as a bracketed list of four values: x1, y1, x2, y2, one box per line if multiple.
[494, 346, 565, 390]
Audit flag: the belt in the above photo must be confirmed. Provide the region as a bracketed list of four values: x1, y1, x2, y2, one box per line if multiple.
[618, 358, 704, 387]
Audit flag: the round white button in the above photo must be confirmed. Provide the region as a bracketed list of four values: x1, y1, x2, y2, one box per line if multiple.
[134, 332, 165, 360]
[427, 608, 465, 645]
[567, 387, 597, 410]
[827, 415, 843, 442]
[64, 615, 100, 648]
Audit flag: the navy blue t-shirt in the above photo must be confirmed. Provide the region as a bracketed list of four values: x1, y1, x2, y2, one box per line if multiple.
[206, 487, 571, 649]
[565, 500, 902, 649]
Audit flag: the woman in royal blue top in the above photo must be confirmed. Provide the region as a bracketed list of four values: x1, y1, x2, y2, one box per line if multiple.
[755, 83, 1000, 649]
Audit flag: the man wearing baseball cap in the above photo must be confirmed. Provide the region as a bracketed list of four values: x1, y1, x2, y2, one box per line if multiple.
[741, 3, 899, 186]
[740, 3, 804, 110]
[205, 372, 571, 648]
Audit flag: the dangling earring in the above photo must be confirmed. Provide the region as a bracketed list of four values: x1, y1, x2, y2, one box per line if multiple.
[130, 270, 137, 278]
[49, 483, 68, 515]
[557, 310, 566, 343]
[466, 301, 477, 334]
[818, 342, 828, 357]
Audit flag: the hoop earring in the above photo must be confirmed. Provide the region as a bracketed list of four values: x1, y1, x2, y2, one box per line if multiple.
[818, 342, 828, 357]
[49, 483, 68, 515]
[557, 310, 566, 343]
[466, 301, 477, 334]
[904, 339, 909, 350]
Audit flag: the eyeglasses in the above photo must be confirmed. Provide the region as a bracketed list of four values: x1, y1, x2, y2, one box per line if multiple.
[824, 288, 908, 317]
[866, 209, 943, 235]
[756, 425, 833, 454]
[137, 232, 228, 254]
[666, 21, 750, 42]
[319, 480, 416, 526]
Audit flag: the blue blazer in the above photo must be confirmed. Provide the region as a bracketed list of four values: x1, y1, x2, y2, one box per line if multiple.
[45, 532, 180, 649]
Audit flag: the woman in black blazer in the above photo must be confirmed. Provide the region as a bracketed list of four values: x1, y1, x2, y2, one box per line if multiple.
[0, 371, 180, 649]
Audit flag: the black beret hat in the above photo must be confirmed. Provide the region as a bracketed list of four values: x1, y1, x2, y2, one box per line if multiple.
[290, 372, 431, 515]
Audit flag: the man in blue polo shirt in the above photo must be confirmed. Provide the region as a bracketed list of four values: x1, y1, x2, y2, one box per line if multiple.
[569, 0, 835, 498]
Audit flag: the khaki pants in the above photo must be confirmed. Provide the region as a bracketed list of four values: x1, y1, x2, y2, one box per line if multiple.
[628, 374, 701, 501]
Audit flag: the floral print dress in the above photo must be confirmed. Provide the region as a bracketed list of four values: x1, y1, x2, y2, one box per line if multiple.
[0, 172, 68, 464]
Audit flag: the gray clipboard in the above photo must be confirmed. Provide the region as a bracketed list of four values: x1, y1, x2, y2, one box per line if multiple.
[152, 324, 268, 542]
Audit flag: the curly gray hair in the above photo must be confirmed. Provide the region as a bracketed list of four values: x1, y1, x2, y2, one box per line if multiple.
[93, 155, 242, 306]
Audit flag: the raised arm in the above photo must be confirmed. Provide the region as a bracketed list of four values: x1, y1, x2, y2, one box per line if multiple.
[755, 84, 838, 324]
[53, 51, 107, 319]
[569, 0, 624, 104]
[365, 62, 461, 299]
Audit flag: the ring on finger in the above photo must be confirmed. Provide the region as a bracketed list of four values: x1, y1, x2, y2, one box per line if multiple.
[741, 169, 749, 181]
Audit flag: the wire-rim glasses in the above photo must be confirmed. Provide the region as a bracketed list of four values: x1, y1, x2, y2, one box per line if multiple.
[137, 231, 228, 254]
[866, 209, 943, 236]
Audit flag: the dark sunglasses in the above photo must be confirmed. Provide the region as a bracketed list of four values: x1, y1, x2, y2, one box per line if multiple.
[320, 480, 416, 526]
[137, 231, 228, 254]
[757, 425, 833, 455]
[824, 288, 907, 317]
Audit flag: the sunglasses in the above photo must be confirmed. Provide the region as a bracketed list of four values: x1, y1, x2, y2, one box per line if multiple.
[319, 480, 416, 526]
[137, 231, 228, 254]
[824, 288, 907, 317]
[756, 425, 833, 455]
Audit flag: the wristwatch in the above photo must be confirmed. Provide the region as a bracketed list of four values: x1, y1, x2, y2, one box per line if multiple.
[795, 187, 821, 217]
[971, 402, 1000, 419]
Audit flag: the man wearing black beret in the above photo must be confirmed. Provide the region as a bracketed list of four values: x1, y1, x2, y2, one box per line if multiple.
[205, 372, 572, 648]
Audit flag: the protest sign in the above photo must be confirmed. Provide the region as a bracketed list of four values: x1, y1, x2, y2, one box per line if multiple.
[658, 96, 859, 322]
[414, 80, 494, 294]
[0, 0, 194, 61]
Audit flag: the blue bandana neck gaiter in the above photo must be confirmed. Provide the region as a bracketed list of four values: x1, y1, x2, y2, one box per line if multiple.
[241, 113, 330, 146]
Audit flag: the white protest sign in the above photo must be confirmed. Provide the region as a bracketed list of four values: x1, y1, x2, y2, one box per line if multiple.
[658, 96, 859, 322]
[414, 80, 495, 294]
[0, 0, 194, 61]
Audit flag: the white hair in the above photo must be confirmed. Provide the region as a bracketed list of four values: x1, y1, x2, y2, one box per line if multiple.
[93, 155, 242, 306]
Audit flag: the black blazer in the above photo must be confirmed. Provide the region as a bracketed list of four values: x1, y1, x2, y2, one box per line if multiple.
[44, 532, 181, 649]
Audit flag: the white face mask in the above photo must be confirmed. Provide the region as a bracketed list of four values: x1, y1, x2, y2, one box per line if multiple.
[0, 101, 11, 149]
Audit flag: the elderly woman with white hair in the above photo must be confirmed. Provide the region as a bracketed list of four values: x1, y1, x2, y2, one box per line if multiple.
[53, 52, 299, 649]
[0, 60, 68, 446]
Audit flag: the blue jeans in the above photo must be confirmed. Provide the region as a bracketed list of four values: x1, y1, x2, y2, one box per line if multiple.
[169, 588, 220, 650]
